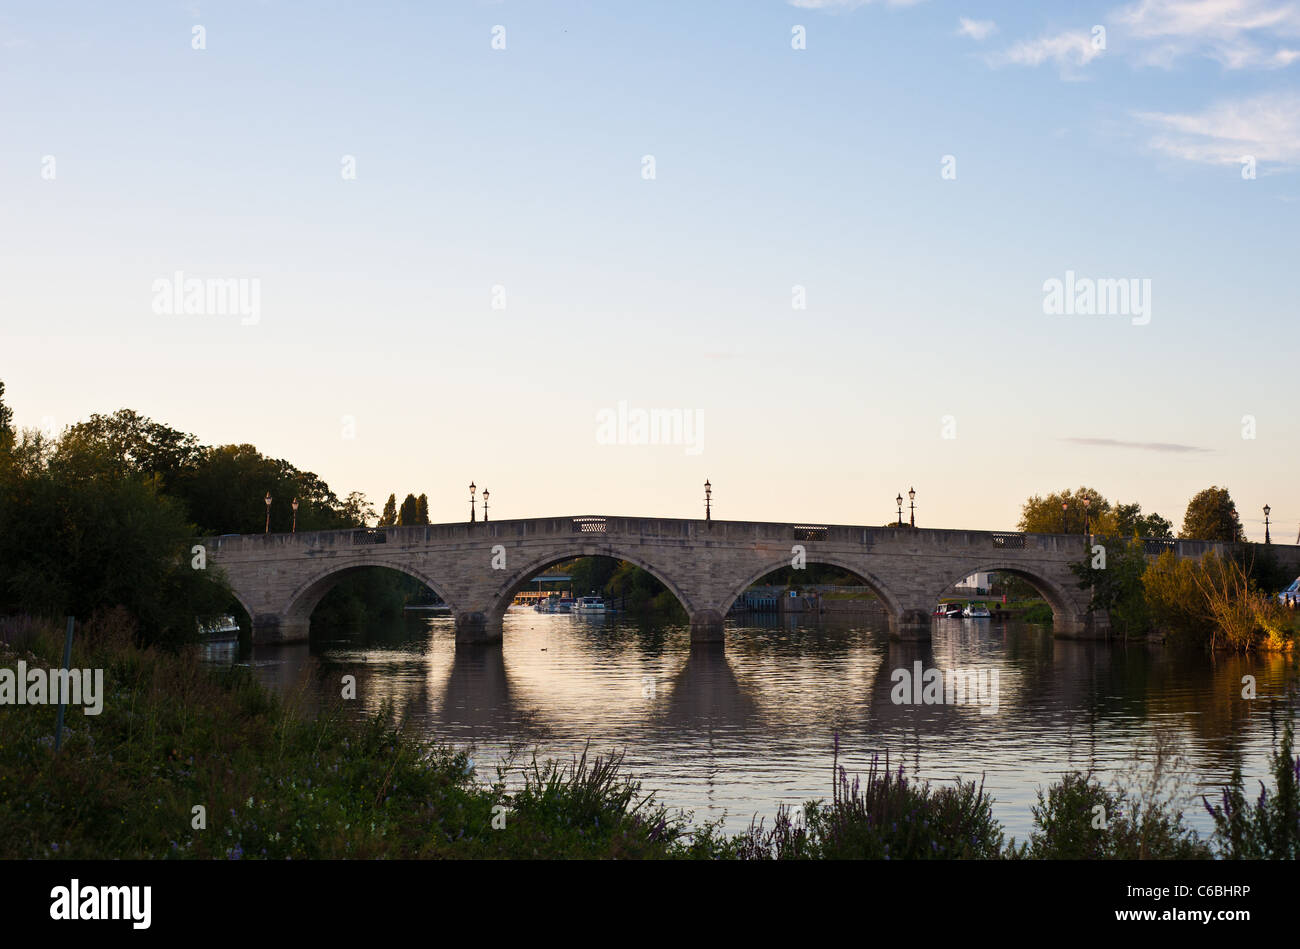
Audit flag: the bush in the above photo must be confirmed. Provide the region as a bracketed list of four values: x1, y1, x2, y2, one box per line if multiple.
[1026, 728, 1209, 859]
[725, 741, 1005, 859]
[1026, 772, 1208, 859]
[1205, 720, 1300, 859]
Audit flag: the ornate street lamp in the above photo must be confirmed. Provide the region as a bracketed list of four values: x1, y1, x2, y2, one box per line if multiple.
[291, 497, 299, 533]
[1061, 500, 1068, 534]
[264, 492, 272, 533]
[1264, 504, 1271, 544]
[909, 487, 916, 528]
[483, 489, 490, 523]
[704, 480, 712, 523]
[896, 493, 904, 527]
[469, 482, 476, 523]
[1082, 496, 1091, 536]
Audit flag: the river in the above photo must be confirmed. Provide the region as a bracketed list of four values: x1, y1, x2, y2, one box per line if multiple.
[203, 608, 1300, 842]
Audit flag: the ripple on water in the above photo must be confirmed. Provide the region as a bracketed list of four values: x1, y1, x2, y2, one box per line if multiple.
[203, 610, 1299, 841]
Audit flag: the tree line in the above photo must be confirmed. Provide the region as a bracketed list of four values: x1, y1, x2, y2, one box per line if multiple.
[0, 384, 412, 643]
[1017, 484, 1249, 542]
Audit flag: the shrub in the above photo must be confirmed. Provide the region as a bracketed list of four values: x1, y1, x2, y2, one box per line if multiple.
[726, 740, 1005, 859]
[1205, 720, 1300, 859]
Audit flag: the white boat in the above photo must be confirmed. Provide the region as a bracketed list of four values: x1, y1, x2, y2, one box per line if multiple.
[962, 602, 992, 618]
[198, 614, 240, 640]
[573, 595, 606, 614]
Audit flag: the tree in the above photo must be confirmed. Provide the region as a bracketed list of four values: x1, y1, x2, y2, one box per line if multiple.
[1113, 502, 1173, 539]
[58, 409, 202, 493]
[1018, 487, 1113, 534]
[378, 493, 398, 527]
[416, 493, 430, 525]
[398, 493, 419, 526]
[0, 436, 230, 646]
[1181, 486, 1244, 542]
[0, 379, 14, 453]
[342, 491, 375, 527]
[1071, 536, 1149, 636]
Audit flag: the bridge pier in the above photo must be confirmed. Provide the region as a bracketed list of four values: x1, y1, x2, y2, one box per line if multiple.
[889, 609, 933, 643]
[455, 611, 503, 646]
[251, 614, 311, 645]
[690, 610, 725, 645]
[1052, 610, 1111, 640]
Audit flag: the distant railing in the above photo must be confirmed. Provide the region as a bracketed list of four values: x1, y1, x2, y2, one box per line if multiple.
[792, 525, 828, 542]
[1144, 539, 1177, 555]
[353, 529, 387, 545]
[572, 517, 606, 533]
[992, 532, 1025, 549]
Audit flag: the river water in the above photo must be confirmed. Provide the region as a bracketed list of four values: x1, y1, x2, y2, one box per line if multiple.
[203, 609, 1300, 842]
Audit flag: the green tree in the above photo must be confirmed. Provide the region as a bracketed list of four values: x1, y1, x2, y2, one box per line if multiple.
[1071, 536, 1150, 636]
[1180, 486, 1245, 542]
[416, 493, 430, 525]
[59, 409, 203, 494]
[342, 491, 375, 527]
[1018, 487, 1112, 534]
[378, 493, 398, 527]
[398, 493, 419, 526]
[1113, 502, 1173, 539]
[169, 444, 346, 535]
[0, 379, 14, 453]
[1142, 551, 1218, 646]
[0, 438, 230, 646]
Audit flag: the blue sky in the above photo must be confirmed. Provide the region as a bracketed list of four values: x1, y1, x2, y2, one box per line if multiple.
[2, 1, 1297, 536]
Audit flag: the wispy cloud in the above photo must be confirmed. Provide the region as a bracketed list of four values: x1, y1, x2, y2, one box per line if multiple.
[1064, 437, 1213, 453]
[1135, 92, 1300, 166]
[989, 29, 1106, 75]
[1114, 0, 1300, 69]
[957, 17, 997, 41]
[788, 0, 925, 9]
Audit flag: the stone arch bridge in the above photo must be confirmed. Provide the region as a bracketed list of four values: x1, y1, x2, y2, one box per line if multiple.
[199, 516, 1298, 646]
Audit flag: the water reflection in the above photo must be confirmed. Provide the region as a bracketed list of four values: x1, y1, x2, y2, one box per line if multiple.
[204, 608, 1299, 838]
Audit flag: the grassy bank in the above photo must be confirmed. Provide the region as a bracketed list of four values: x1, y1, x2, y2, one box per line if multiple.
[3, 613, 1297, 860]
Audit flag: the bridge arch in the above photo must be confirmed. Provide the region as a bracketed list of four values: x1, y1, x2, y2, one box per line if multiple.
[930, 561, 1088, 631]
[489, 544, 696, 622]
[279, 558, 460, 629]
[718, 554, 906, 620]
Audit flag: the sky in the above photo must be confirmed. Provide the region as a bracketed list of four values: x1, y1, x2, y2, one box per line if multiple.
[1, 0, 1297, 538]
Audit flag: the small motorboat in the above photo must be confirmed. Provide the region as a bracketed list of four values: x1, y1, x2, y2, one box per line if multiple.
[573, 595, 606, 614]
[962, 602, 992, 618]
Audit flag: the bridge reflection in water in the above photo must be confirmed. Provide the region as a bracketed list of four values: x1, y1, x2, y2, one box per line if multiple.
[203, 609, 1300, 840]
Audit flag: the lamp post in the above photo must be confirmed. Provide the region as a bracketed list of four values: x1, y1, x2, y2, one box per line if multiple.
[291, 497, 299, 533]
[1061, 500, 1068, 534]
[264, 492, 272, 533]
[1082, 496, 1091, 536]
[1264, 504, 1271, 544]
[469, 482, 476, 523]
[909, 487, 916, 528]
[896, 493, 903, 527]
[704, 480, 712, 523]
[483, 489, 489, 523]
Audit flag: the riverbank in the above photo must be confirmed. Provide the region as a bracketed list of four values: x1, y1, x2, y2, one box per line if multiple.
[4, 612, 1298, 860]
